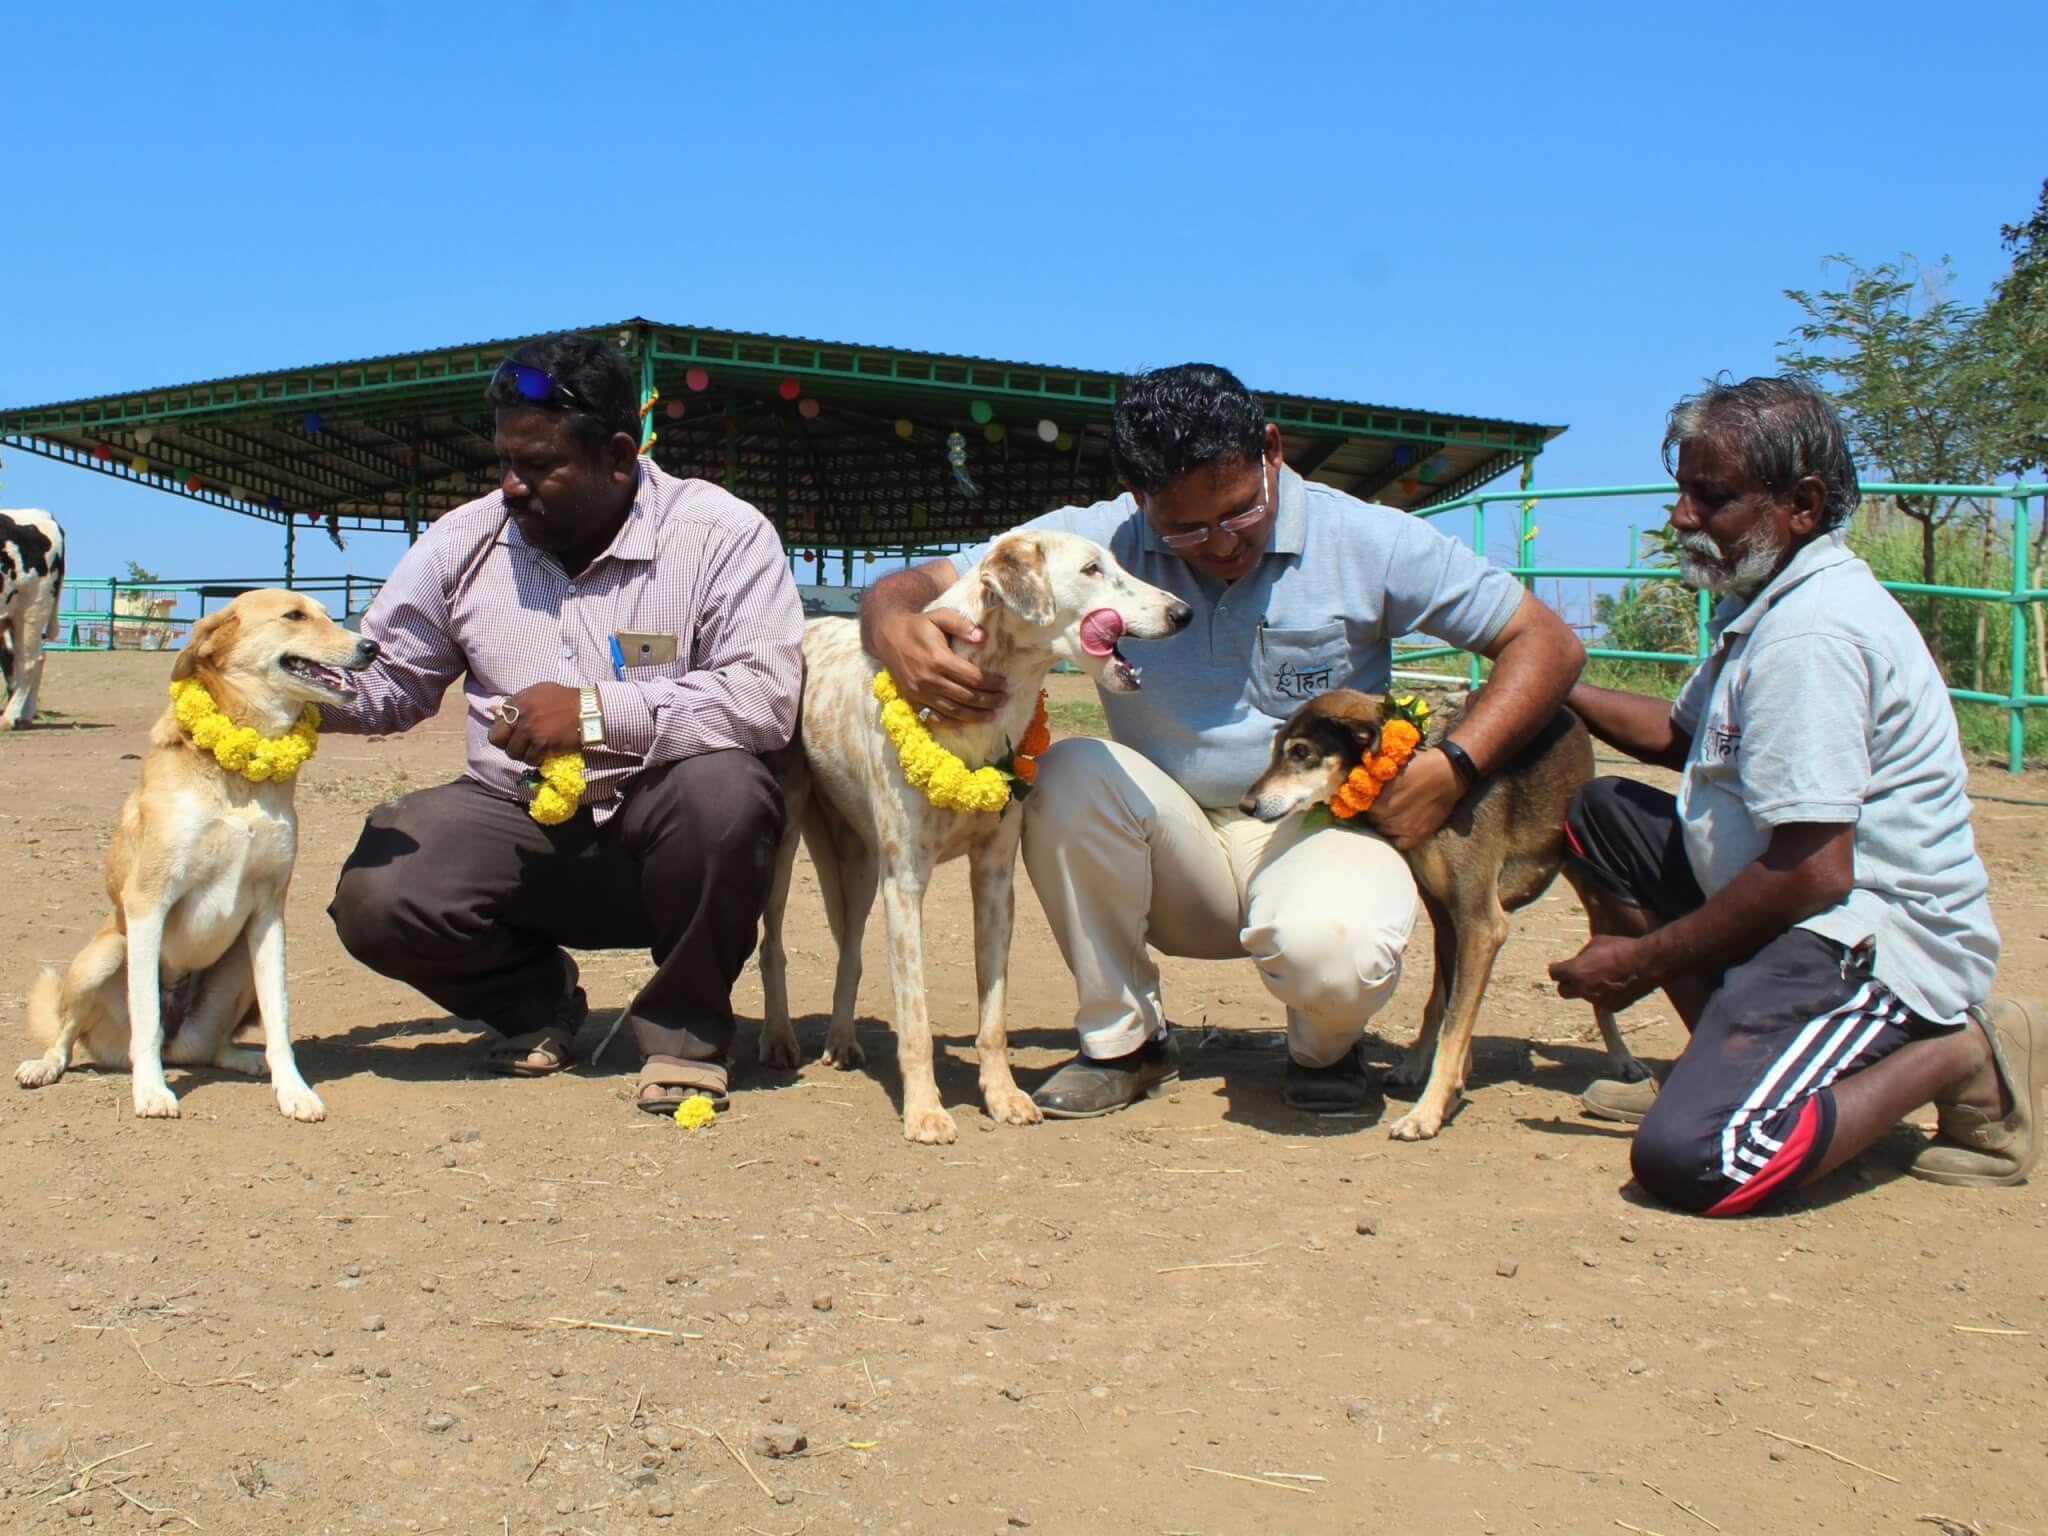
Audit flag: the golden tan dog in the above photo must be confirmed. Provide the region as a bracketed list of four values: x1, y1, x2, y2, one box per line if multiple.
[759, 531, 1189, 1144]
[16, 591, 377, 1120]
[1241, 688, 1651, 1139]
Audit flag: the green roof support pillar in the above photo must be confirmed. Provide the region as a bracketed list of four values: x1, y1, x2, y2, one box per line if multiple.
[284, 517, 296, 589]
[405, 436, 421, 546]
[637, 325, 658, 458]
[2012, 496, 2030, 774]
[1516, 455, 1537, 591]
[1468, 497, 1486, 691]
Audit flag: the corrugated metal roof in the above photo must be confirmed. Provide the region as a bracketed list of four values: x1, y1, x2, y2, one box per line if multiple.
[0, 318, 1565, 543]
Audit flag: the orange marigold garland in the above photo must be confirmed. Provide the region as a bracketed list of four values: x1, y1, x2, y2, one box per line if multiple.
[1326, 693, 1434, 821]
[998, 691, 1053, 796]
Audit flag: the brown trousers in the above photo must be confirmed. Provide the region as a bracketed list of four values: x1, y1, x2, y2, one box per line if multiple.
[328, 751, 783, 1067]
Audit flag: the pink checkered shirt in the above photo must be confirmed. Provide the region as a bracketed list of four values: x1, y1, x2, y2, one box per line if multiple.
[325, 459, 804, 823]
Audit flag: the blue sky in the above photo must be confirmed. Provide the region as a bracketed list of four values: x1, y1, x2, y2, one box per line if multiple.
[2, 0, 2040, 629]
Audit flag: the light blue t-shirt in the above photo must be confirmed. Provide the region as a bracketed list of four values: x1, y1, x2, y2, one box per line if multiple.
[1671, 530, 2000, 1023]
[953, 465, 1525, 808]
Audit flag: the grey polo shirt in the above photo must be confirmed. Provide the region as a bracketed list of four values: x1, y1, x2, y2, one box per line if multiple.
[953, 464, 1525, 809]
[1671, 530, 2000, 1023]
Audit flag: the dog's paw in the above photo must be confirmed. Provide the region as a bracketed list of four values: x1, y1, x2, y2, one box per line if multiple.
[15, 1056, 62, 1089]
[132, 1082, 181, 1119]
[983, 1085, 1043, 1127]
[822, 1030, 866, 1070]
[1386, 1105, 1444, 1141]
[902, 1105, 958, 1145]
[757, 1028, 804, 1071]
[212, 1046, 269, 1078]
[276, 1084, 327, 1122]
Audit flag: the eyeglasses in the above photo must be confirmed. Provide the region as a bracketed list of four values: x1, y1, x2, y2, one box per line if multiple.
[488, 360, 595, 414]
[1152, 459, 1272, 551]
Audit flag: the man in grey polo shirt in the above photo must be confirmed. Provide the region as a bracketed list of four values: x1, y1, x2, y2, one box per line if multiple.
[1553, 373, 2040, 1214]
[862, 362, 1585, 1118]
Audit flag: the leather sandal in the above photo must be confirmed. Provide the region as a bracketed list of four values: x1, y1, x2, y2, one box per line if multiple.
[1910, 997, 2045, 1187]
[485, 1027, 577, 1077]
[637, 1056, 730, 1115]
[483, 954, 588, 1077]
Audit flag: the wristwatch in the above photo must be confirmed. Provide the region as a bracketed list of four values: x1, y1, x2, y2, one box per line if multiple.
[1438, 738, 1482, 790]
[578, 685, 605, 748]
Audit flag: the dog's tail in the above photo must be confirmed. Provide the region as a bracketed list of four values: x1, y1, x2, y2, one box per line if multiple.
[21, 927, 129, 1078]
[25, 970, 64, 1050]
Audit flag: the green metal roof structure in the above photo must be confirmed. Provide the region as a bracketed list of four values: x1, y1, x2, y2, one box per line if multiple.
[0, 319, 1565, 552]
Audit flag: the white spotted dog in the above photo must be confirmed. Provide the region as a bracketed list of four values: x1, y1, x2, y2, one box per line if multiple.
[759, 532, 1191, 1144]
[0, 508, 65, 729]
[17, 591, 378, 1121]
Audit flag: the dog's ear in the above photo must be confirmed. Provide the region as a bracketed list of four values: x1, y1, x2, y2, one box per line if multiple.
[979, 536, 1056, 629]
[172, 609, 239, 682]
[1341, 711, 1383, 760]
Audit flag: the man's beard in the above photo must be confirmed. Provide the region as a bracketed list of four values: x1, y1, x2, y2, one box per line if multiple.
[1677, 525, 1783, 598]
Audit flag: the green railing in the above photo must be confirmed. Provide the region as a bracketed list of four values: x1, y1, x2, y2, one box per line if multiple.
[1394, 481, 2048, 773]
[47, 575, 382, 654]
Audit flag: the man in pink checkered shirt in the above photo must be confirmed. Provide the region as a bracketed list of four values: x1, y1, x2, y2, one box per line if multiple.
[323, 333, 804, 1114]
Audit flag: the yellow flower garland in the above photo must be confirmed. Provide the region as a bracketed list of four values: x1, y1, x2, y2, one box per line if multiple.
[169, 678, 321, 783]
[527, 753, 586, 825]
[872, 669, 1049, 815]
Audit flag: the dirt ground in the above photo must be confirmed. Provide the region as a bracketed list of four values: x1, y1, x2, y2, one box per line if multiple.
[2, 653, 2045, 1536]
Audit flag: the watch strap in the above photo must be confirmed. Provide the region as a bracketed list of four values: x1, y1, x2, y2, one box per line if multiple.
[1439, 738, 1481, 789]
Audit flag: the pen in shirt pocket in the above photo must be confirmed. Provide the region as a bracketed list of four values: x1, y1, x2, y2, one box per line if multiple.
[607, 636, 626, 679]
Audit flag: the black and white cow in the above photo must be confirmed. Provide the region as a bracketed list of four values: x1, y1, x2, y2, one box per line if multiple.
[1, 509, 66, 729]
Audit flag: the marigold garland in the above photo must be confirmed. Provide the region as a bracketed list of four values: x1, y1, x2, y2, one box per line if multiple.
[1329, 719, 1421, 818]
[873, 669, 1051, 814]
[169, 678, 321, 783]
[526, 753, 586, 825]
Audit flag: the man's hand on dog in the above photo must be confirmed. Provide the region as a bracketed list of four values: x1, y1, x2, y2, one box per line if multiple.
[1367, 748, 1463, 851]
[488, 683, 581, 764]
[872, 609, 1009, 724]
[1549, 935, 1660, 1012]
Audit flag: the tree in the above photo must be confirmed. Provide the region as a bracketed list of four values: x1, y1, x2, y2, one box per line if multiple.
[1984, 178, 2048, 477]
[1780, 255, 2008, 674]
[124, 561, 159, 584]
[1983, 180, 2048, 690]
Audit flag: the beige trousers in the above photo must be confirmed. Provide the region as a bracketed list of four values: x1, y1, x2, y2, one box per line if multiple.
[1021, 738, 1418, 1067]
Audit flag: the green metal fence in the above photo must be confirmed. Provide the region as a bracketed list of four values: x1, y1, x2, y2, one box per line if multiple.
[1394, 480, 2048, 773]
[47, 575, 379, 654]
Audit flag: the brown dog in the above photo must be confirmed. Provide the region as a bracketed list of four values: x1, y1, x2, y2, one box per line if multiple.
[1240, 688, 1650, 1139]
[16, 591, 376, 1120]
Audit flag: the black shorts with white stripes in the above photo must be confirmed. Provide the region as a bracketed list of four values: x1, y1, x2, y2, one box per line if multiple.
[1564, 777, 1949, 1215]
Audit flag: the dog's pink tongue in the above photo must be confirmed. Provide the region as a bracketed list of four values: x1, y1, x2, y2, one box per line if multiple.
[1079, 608, 1125, 657]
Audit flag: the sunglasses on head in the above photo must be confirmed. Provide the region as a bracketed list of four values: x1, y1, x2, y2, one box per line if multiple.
[489, 360, 595, 414]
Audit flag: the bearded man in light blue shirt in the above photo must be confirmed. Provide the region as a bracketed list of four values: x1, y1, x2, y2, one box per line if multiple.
[1554, 374, 2037, 1214]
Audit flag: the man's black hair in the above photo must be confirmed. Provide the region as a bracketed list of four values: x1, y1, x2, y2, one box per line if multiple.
[485, 332, 640, 457]
[1109, 363, 1267, 496]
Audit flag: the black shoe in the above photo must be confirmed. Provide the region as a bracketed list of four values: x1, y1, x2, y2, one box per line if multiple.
[1032, 1035, 1181, 1119]
[1284, 1045, 1373, 1114]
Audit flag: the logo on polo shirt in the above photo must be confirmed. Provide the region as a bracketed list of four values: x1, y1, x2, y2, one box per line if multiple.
[1703, 719, 1742, 763]
[1274, 662, 1334, 699]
